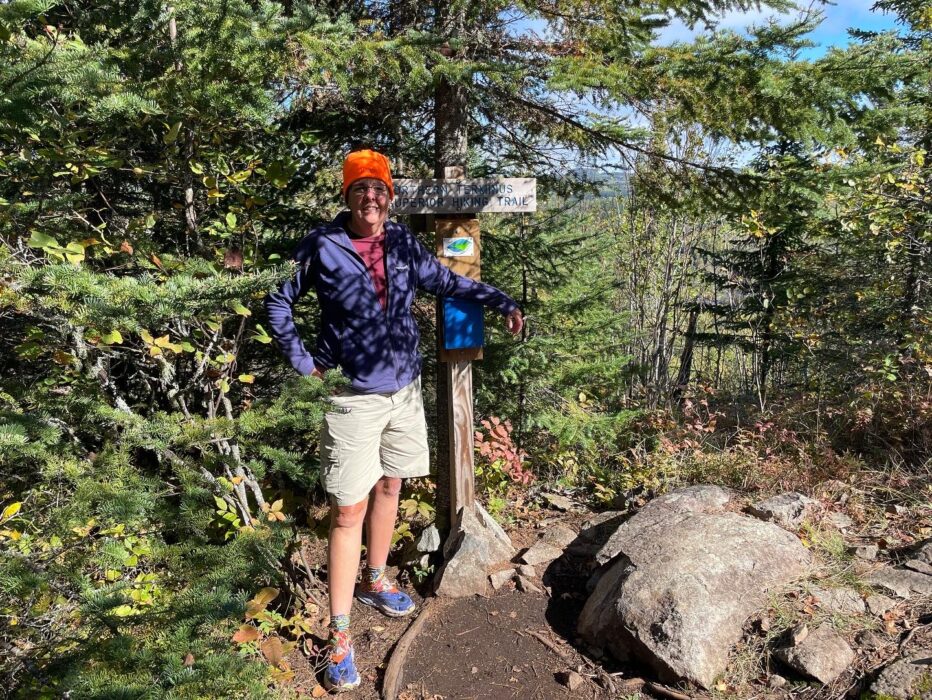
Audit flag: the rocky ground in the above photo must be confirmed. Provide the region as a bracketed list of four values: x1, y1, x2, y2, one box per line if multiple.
[284, 474, 931, 699]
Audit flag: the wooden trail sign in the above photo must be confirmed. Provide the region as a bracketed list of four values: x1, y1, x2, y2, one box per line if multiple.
[420, 173, 534, 522]
[394, 178, 537, 214]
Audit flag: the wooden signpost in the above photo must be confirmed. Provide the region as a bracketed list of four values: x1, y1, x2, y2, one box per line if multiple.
[396, 174, 536, 524]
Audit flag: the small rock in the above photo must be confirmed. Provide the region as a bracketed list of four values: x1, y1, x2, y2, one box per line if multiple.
[851, 544, 879, 561]
[912, 539, 932, 565]
[775, 625, 855, 684]
[489, 568, 516, 591]
[824, 511, 855, 530]
[416, 524, 441, 553]
[516, 575, 542, 594]
[517, 564, 536, 578]
[540, 523, 578, 548]
[542, 492, 575, 511]
[471, 666, 478, 674]
[809, 586, 865, 615]
[870, 651, 932, 699]
[866, 593, 896, 616]
[856, 629, 885, 652]
[885, 504, 908, 516]
[867, 567, 932, 599]
[904, 559, 932, 576]
[789, 623, 810, 646]
[556, 670, 584, 691]
[519, 542, 563, 566]
[747, 492, 820, 529]
[768, 674, 787, 689]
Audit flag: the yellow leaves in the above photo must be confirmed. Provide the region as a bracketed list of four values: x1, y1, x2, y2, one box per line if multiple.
[100, 330, 123, 345]
[245, 587, 280, 619]
[72, 519, 96, 537]
[1, 502, 22, 522]
[0, 503, 23, 542]
[154, 335, 182, 353]
[139, 329, 185, 356]
[203, 174, 225, 199]
[238, 374, 255, 384]
[27, 231, 88, 265]
[262, 499, 286, 522]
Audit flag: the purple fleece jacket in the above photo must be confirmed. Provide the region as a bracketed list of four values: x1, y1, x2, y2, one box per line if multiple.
[265, 212, 518, 394]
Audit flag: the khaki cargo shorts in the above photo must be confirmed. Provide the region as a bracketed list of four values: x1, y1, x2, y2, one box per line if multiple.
[319, 377, 430, 506]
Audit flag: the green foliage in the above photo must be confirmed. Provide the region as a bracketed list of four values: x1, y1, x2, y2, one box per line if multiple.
[0, 1, 344, 694]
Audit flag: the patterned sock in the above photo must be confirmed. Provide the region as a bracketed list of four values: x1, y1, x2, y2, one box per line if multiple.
[330, 613, 351, 632]
[328, 614, 352, 662]
[365, 565, 386, 586]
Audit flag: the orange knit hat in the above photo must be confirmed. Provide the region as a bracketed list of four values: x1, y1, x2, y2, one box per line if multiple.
[342, 149, 394, 199]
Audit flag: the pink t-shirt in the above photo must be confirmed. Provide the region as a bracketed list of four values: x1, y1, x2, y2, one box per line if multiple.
[349, 232, 387, 310]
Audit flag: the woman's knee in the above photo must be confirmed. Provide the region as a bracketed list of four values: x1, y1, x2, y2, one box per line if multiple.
[331, 499, 367, 529]
[375, 476, 402, 498]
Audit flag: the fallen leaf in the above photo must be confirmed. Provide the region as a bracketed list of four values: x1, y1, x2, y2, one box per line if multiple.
[261, 636, 284, 667]
[183, 653, 195, 666]
[232, 624, 260, 644]
[311, 684, 327, 697]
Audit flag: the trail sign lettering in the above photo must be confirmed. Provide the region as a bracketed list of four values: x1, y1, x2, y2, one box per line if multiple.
[394, 178, 536, 214]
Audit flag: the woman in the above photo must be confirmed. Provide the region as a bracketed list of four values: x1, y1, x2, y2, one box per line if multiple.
[265, 149, 522, 691]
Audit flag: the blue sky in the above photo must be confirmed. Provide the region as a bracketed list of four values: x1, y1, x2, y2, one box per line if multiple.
[658, 1, 901, 56]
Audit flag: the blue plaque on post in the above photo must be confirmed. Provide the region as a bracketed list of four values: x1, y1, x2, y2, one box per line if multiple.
[443, 298, 484, 350]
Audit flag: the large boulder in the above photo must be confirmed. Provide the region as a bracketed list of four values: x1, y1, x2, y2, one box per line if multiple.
[870, 651, 932, 699]
[579, 485, 812, 689]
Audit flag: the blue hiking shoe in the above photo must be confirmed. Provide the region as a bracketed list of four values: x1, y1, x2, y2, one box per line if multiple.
[323, 629, 360, 692]
[355, 574, 415, 617]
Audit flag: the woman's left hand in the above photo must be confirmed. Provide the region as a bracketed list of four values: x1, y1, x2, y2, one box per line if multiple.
[505, 309, 524, 336]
